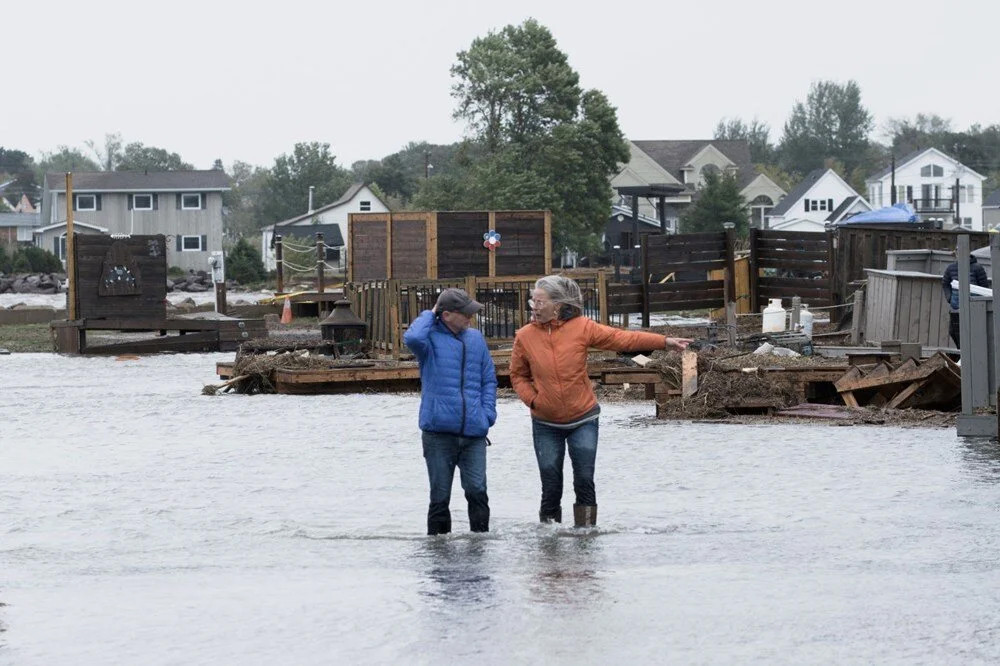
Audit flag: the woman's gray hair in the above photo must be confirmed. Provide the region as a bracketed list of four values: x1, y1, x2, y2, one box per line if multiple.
[534, 274, 583, 320]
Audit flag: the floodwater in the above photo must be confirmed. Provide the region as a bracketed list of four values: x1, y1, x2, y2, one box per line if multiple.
[2, 353, 1000, 664]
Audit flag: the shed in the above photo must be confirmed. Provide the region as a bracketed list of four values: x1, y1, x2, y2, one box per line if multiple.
[885, 249, 954, 275]
[347, 210, 551, 282]
[863, 268, 951, 348]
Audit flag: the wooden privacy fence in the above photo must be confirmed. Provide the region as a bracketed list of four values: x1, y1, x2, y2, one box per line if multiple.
[346, 274, 606, 356]
[606, 230, 735, 327]
[749, 228, 834, 310]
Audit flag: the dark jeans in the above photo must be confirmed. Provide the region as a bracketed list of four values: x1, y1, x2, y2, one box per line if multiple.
[422, 431, 489, 535]
[531, 419, 599, 519]
[950, 311, 961, 349]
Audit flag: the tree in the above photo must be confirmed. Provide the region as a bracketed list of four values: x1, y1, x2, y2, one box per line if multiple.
[222, 160, 271, 239]
[714, 117, 774, 164]
[0, 147, 38, 203]
[778, 80, 873, 175]
[443, 20, 629, 253]
[225, 237, 266, 284]
[116, 142, 192, 171]
[86, 132, 123, 170]
[36, 146, 100, 179]
[679, 171, 749, 235]
[259, 142, 352, 225]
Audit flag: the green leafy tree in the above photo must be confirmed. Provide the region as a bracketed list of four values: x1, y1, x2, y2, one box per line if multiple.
[260, 142, 352, 224]
[20, 246, 62, 273]
[714, 117, 774, 164]
[36, 146, 100, 179]
[778, 80, 873, 175]
[116, 143, 193, 171]
[225, 237, 266, 284]
[0, 245, 11, 273]
[441, 20, 629, 253]
[11, 251, 31, 273]
[222, 160, 271, 239]
[679, 171, 749, 236]
[85, 132, 124, 170]
[0, 147, 38, 203]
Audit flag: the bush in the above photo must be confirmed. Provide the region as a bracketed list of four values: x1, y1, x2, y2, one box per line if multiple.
[11, 253, 31, 273]
[226, 237, 267, 284]
[21, 246, 63, 273]
[167, 265, 186, 277]
[0, 246, 11, 274]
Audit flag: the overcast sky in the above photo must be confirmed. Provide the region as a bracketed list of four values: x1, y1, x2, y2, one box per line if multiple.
[6, 0, 996, 171]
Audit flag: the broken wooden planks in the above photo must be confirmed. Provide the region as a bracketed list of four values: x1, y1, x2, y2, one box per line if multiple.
[833, 352, 960, 410]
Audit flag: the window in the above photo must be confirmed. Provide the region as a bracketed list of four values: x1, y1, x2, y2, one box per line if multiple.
[962, 217, 973, 228]
[181, 235, 203, 251]
[76, 194, 96, 211]
[181, 193, 202, 210]
[960, 185, 976, 204]
[133, 194, 153, 210]
[920, 164, 944, 177]
[819, 199, 828, 211]
[359, 200, 371, 212]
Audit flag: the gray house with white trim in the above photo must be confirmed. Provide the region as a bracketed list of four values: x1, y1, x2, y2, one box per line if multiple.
[39, 170, 230, 271]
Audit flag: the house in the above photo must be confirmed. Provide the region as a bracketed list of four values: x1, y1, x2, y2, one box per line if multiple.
[611, 139, 787, 235]
[261, 183, 388, 272]
[865, 148, 986, 230]
[39, 170, 230, 271]
[0, 212, 42, 246]
[981, 189, 1000, 231]
[765, 169, 870, 232]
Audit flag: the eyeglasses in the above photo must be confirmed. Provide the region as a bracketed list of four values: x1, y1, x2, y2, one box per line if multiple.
[528, 299, 552, 309]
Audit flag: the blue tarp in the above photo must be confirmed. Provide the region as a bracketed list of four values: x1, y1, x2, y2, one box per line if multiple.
[839, 202, 918, 225]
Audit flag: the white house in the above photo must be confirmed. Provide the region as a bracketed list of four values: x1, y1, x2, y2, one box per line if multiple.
[766, 168, 870, 232]
[261, 183, 389, 272]
[865, 147, 986, 230]
[611, 139, 786, 232]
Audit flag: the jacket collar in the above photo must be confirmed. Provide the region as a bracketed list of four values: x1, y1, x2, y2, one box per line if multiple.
[530, 317, 569, 330]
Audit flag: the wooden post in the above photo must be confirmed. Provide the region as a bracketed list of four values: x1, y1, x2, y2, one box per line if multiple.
[389, 279, 401, 359]
[640, 234, 650, 329]
[598, 270, 609, 325]
[723, 223, 736, 304]
[748, 227, 759, 313]
[681, 349, 698, 398]
[316, 232, 325, 295]
[65, 172, 77, 320]
[543, 210, 552, 274]
[488, 211, 496, 278]
[347, 214, 354, 283]
[850, 289, 864, 345]
[275, 234, 284, 294]
[385, 214, 393, 279]
[725, 302, 737, 346]
[465, 275, 478, 329]
[214, 282, 227, 315]
[427, 212, 438, 279]
[825, 227, 837, 312]
[958, 233, 973, 415]
[991, 231, 1000, 408]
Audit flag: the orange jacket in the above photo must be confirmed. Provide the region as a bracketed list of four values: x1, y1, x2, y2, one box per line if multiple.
[509, 317, 665, 423]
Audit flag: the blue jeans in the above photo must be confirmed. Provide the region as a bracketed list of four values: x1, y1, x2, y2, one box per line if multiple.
[531, 419, 599, 520]
[422, 431, 489, 535]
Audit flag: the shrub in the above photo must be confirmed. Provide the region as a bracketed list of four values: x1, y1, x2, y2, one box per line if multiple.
[21, 246, 63, 273]
[11, 252, 31, 273]
[226, 237, 266, 284]
[0, 246, 11, 274]
[167, 265, 186, 277]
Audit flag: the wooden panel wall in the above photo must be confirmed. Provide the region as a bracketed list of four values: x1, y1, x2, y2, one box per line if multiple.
[864, 270, 950, 347]
[493, 210, 548, 276]
[350, 215, 388, 282]
[749, 228, 833, 309]
[390, 216, 428, 279]
[74, 234, 167, 320]
[437, 211, 489, 278]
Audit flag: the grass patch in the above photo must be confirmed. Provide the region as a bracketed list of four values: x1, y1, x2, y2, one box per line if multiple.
[0, 323, 56, 353]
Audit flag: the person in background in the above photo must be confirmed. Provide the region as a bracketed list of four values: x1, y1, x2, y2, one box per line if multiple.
[942, 255, 990, 348]
[509, 275, 691, 528]
[403, 288, 497, 535]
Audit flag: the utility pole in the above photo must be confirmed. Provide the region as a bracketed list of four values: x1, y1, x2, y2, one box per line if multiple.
[890, 153, 896, 205]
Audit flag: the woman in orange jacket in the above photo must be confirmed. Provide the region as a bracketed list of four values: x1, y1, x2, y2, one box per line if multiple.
[510, 275, 691, 527]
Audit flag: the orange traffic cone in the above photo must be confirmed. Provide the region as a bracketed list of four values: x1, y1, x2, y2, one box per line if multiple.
[280, 297, 293, 324]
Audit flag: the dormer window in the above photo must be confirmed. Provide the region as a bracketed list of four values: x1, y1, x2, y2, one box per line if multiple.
[920, 164, 944, 177]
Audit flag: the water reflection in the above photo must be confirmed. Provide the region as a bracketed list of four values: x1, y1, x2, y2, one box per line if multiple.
[960, 438, 1000, 483]
[418, 537, 495, 606]
[529, 532, 604, 606]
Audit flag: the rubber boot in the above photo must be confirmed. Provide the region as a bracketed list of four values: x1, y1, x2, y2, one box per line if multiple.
[539, 507, 562, 524]
[573, 504, 597, 528]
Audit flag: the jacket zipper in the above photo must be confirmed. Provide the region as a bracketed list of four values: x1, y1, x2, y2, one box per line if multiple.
[547, 323, 562, 410]
[459, 332, 467, 434]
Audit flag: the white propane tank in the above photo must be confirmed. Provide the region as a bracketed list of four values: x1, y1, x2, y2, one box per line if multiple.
[762, 298, 786, 333]
[799, 304, 814, 338]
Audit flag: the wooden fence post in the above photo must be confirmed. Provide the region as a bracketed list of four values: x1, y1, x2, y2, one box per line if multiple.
[825, 227, 836, 308]
[275, 234, 284, 294]
[316, 232, 325, 296]
[598, 270, 609, 325]
[723, 223, 736, 305]
[640, 234, 650, 328]
[850, 289, 865, 345]
[465, 275, 478, 329]
[748, 227, 759, 313]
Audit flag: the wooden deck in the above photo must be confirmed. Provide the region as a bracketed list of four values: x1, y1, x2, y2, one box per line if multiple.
[53, 314, 267, 355]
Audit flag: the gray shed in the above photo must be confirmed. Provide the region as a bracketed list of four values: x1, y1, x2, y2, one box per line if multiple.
[863, 268, 951, 348]
[885, 249, 954, 275]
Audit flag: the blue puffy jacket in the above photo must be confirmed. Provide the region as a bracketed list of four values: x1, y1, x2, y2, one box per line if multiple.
[403, 310, 497, 437]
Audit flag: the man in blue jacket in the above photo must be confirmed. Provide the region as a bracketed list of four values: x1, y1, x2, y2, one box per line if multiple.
[403, 288, 497, 535]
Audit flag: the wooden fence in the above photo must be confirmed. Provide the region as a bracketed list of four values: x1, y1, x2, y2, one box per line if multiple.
[347, 274, 606, 356]
[749, 228, 834, 310]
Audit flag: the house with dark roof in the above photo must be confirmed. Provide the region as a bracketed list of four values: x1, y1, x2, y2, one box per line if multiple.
[765, 168, 869, 232]
[261, 183, 388, 272]
[0, 212, 41, 246]
[983, 189, 1000, 231]
[610, 139, 787, 237]
[865, 147, 985, 230]
[39, 170, 230, 271]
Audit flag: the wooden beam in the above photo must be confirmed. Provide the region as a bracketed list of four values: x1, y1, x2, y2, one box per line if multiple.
[543, 210, 552, 274]
[385, 214, 393, 279]
[427, 212, 438, 279]
[681, 349, 698, 398]
[488, 211, 496, 278]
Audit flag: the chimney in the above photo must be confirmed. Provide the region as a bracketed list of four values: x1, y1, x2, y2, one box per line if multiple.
[308, 185, 315, 214]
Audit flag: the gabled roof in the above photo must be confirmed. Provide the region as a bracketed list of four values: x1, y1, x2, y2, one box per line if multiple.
[767, 168, 828, 217]
[631, 139, 756, 189]
[274, 183, 381, 227]
[984, 190, 1000, 207]
[609, 203, 662, 229]
[866, 147, 986, 183]
[826, 195, 865, 223]
[45, 170, 230, 192]
[34, 220, 108, 233]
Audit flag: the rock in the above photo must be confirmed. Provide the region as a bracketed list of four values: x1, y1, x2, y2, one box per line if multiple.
[180, 297, 196, 306]
[186, 283, 209, 292]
